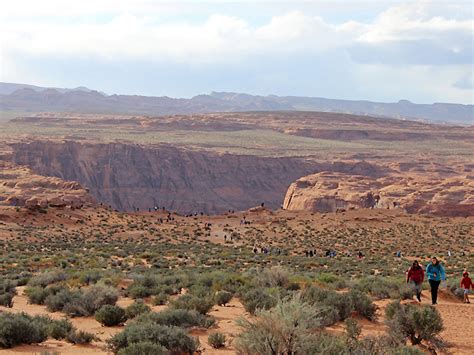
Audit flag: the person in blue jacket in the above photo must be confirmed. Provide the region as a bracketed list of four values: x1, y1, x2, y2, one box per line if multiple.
[425, 256, 446, 305]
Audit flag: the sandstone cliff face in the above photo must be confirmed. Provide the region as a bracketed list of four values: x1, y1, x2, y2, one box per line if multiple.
[0, 160, 94, 210]
[10, 141, 320, 214]
[283, 170, 474, 216]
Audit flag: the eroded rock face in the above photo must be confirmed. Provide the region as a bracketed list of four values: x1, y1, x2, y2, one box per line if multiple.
[10, 141, 320, 214]
[283, 169, 474, 216]
[0, 160, 94, 210]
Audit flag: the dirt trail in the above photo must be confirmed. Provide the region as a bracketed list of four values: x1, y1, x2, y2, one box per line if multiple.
[422, 289, 473, 355]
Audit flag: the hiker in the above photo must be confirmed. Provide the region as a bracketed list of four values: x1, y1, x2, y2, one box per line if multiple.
[425, 257, 446, 305]
[460, 271, 472, 304]
[407, 260, 424, 302]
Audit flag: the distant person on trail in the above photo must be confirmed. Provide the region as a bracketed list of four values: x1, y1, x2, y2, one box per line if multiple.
[426, 257, 446, 305]
[407, 260, 424, 302]
[460, 271, 472, 304]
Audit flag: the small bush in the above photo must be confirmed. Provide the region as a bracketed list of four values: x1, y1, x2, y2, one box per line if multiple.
[107, 323, 199, 353]
[0, 313, 50, 348]
[208, 332, 226, 348]
[81, 285, 118, 315]
[125, 301, 151, 319]
[0, 293, 14, 308]
[236, 295, 324, 354]
[45, 289, 75, 312]
[153, 293, 168, 306]
[215, 291, 233, 306]
[171, 294, 215, 315]
[66, 330, 97, 344]
[117, 342, 167, 355]
[95, 305, 127, 326]
[28, 271, 66, 288]
[136, 308, 215, 328]
[25, 286, 50, 305]
[296, 333, 348, 354]
[348, 289, 377, 320]
[0, 279, 16, 295]
[128, 285, 151, 299]
[241, 288, 277, 315]
[345, 318, 361, 340]
[386, 302, 443, 345]
[48, 319, 75, 340]
[256, 266, 290, 288]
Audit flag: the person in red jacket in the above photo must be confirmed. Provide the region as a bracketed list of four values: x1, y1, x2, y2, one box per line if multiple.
[460, 271, 472, 304]
[407, 260, 424, 302]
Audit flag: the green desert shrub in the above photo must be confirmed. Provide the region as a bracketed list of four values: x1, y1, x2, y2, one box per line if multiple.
[136, 308, 215, 328]
[208, 332, 226, 349]
[127, 285, 151, 299]
[80, 284, 119, 315]
[215, 290, 233, 306]
[301, 286, 376, 324]
[241, 288, 277, 315]
[107, 323, 199, 354]
[256, 266, 291, 288]
[77, 269, 103, 285]
[354, 277, 408, 300]
[0, 313, 50, 348]
[48, 319, 75, 340]
[25, 286, 50, 305]
[386, 302, 443, 345]
[45, 289, 76, 312]
[348, 289, 377, 320]
[66, 330, 98, 344]
[301, 286, 351, 324]
[236, 295, 324, 354]
[28, 271, 66, 288]
[0, 279, 16, 294]
[171, 294, 215, 315]
[153, 293, 169, 306]
[125, 301, 151, 319]
[117, 342, 167, 355]
[0, 280, 16, 308]
[296, 333, 348, 355]
[95, 305, 127, 326]
[0, 293, 14, 308]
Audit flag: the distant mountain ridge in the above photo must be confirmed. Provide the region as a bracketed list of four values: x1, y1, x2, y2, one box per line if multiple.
[0, 82, 472, 124]
[0, 82, 97, 95]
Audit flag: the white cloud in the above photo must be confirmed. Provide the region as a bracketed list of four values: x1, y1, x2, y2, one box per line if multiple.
[1, 1, 470, 64]
[0, 0, 472, 103]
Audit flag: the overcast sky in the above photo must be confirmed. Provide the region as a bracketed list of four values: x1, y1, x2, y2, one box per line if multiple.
[0, 0, 472, 104]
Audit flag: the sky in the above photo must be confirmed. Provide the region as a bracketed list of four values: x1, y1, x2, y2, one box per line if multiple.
[0, 0, 473, 104]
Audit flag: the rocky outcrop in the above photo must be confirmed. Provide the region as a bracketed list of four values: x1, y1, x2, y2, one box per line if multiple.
[283, 170, 474, 216]
[0, 160, 94, 210]
[9, 141, 320, 214]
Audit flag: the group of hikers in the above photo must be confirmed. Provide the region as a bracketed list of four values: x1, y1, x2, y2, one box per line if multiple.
[406, 257, 472, 304]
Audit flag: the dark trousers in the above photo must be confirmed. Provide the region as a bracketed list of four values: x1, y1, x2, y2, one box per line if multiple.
[429, 280, 441, 304]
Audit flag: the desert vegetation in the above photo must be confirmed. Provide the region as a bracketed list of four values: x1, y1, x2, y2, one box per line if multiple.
[0, 205, 472, 353]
